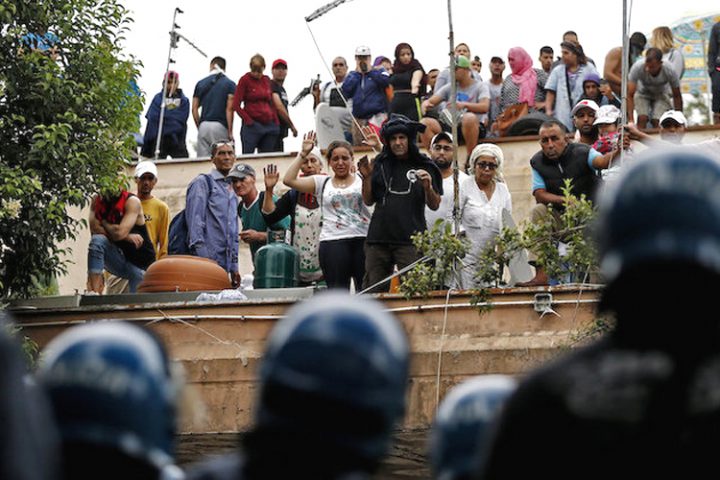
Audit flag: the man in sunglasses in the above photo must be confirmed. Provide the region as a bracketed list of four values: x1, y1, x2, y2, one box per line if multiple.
[424, 132, 468, 231]
[518, 119, 621, 287]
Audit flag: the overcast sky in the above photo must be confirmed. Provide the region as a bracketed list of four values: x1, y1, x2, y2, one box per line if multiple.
[121, 0, 719, 155]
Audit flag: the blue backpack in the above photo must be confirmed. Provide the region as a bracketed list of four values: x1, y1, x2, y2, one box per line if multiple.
[168, 174, 214, 255]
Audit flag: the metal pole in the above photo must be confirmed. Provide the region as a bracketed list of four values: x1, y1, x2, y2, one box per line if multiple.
[619, 0, 629, 166]
[154, 8, 181, 160]
[448, 0, 460, 238]
[447, 0, 463, 287]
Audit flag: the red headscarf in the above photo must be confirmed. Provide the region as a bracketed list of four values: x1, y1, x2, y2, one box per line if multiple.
[508, 47, 538, 107]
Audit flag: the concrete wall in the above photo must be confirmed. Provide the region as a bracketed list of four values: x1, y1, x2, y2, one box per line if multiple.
[57, 127, 720, 294]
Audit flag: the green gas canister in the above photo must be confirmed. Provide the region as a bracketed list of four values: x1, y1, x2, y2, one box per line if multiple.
[253, 230, 299, 288]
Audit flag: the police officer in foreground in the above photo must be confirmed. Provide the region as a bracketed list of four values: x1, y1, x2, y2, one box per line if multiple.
[186, 291, 410, 479]
[480, 151, 720, 479]
[0, 312, 60, 480]
[429, 375, 516, 480]
[38, 322, 183, 480]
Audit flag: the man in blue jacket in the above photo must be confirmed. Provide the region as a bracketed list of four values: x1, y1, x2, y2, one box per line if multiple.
[141, 71, 190, 159]
[342, 45, 390, 146]
[185, 140, 240, 287]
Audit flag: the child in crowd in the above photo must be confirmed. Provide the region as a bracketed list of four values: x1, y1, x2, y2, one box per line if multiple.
[592, 105, 631, 184]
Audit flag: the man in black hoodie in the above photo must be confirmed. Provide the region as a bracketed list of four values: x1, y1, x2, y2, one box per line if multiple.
[358, 114, 443, 292]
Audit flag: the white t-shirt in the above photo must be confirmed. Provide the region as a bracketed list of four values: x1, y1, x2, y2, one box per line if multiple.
[313, 174, 371, 241]
[425, 171, 469, 232]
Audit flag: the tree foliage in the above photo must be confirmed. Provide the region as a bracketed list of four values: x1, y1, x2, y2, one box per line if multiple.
[400, 180, 600, 307]
[0, 0, 143, 298]
[399, 219, 469, 299]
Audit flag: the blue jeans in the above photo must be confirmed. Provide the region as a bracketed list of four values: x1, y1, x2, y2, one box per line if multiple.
[241, 121, 279, 154]
[88, 234, 145, 292]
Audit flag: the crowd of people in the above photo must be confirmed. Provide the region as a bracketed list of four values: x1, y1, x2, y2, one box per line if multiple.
[88, 22, 720, 294]
[140, 22, 720, 159]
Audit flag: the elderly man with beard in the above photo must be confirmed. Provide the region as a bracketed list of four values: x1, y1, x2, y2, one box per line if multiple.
[358, 114, 443, 292]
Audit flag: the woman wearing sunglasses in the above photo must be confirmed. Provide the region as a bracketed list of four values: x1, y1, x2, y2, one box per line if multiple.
[459, 143, 512, 288]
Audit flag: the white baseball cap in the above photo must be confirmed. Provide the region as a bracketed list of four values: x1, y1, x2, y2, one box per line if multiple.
[571, 99, 600, 117]
[134, 161, 158, 179]
[659, 110, 687, 126]
[594, 105, 622, 125]
[355, 45, 371, 56]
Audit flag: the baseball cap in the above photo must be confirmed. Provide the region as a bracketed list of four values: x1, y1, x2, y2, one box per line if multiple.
[455, 55, 471, 69]
[227, 163, 256, 180]
[490, 56, 504, 63]
[272, 58, 287, 69]
[134, 161, 158, 179]
[355, 45, 371, 56]
[431, 132, 454, 146]
[571, 99, 599, 116]
[659, 110, 687, 126]
[594, 105, 622, 125]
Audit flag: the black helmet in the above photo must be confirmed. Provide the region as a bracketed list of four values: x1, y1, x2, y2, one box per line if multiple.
[429, 375, 517, 480]
[254, 291, 409, 464]
[38, 322, 178, 471]
[596, 151, 720, 283]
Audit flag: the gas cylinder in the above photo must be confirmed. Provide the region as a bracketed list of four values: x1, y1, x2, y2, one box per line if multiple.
[253, 230, 299, 289]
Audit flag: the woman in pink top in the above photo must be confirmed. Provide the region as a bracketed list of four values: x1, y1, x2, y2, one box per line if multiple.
[230, 54, 279, 154]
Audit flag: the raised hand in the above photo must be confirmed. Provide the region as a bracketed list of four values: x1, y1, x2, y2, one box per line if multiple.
[361, 126, 381, 150]
[264, 163, 280, 190]
[357, 155, 373, 178]
[301, 131, 317, 157]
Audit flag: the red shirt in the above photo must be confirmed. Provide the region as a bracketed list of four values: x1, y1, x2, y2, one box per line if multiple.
[232, 72, 278, 126]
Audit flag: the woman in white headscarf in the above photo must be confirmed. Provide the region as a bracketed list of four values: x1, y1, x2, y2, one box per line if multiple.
[459, 143, 512, 288]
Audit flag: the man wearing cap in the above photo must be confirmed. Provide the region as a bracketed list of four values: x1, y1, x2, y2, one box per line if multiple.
[358, 115, 443, 292]
[658, 110, 687, 144]
[134, 161, 170, 259]
[425, 132, 468, 231]
[572, 99, 600, 145]
[228, 162, 290, 262]
[625, 111, 720, 160]
[342, 45, 391, 146]
[420, 55, 490, 161]
[193, 56, 237, 158]
[517, 119, 622, 286]
[270, 59, 298, 152]
[627, 47, 682, 129]
[185, 140, 240, 286]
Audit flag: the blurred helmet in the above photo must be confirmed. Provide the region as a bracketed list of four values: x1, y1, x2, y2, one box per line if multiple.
[429, 375, 517, 480]
[595, 151, 720, 282]
[38, 321, 177, 471]
[255, 291, 409, 463]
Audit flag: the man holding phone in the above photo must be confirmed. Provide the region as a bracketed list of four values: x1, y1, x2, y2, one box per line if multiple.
[342, 45, 391, 146]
